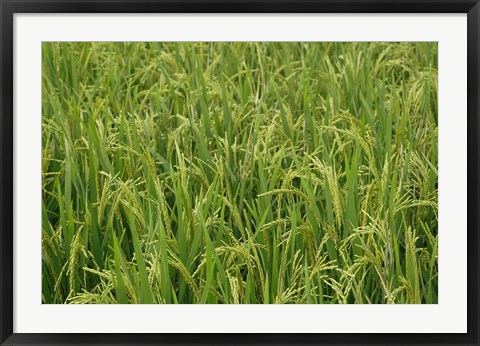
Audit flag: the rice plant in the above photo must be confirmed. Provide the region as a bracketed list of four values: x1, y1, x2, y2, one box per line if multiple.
[42, 42, 438, 304]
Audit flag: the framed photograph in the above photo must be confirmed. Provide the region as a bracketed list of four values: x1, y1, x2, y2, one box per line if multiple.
[1, 0, 479, 345]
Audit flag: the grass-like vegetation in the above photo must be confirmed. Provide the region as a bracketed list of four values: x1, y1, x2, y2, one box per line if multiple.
[42, 42, 438, 304]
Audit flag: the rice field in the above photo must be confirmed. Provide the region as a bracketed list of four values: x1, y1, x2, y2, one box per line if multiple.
[42, 42, 438, 304]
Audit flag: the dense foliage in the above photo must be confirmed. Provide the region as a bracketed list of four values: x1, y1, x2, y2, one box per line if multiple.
[42, 42, 438, 304]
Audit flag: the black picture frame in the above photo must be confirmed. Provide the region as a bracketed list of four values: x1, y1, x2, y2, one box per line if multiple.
[1, 0, 479, 345]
